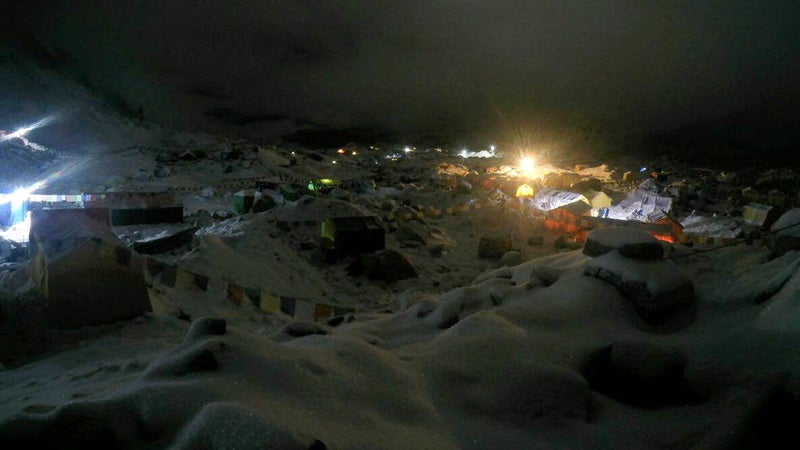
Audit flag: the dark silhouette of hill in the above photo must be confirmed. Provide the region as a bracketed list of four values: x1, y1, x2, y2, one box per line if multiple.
[639, 93, 800, 169]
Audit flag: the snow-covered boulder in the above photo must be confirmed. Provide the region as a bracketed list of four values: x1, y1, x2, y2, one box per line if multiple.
[771, 208, 800, 258]
[499, 250, 522, 267]
[478, 234, 513, 259]
[583, 227, 664, 259]
[585, 251, 694, 322]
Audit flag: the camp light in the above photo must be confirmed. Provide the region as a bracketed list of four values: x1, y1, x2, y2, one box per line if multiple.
[519, 156, 534, 173]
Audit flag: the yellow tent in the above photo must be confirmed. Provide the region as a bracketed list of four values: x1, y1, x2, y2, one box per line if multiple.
[515, 184, 534, 198]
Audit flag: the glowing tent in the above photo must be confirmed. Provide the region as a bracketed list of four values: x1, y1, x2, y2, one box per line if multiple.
[515, 184, 534, 198]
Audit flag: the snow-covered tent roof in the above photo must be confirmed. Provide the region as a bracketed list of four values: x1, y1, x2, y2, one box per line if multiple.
[531, 188, 589, 212]
[30, 208, 117, 254]
[608, 189, 673, 222]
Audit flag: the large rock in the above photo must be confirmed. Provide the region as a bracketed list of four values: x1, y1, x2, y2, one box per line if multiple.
[585, 250, 694, 322]
[396, 220, 430, 245]
[346, 249, 417, 283]
[771, 208, 800, 258]
[478, 234, 513, 259]
[583, 227, 664, 259]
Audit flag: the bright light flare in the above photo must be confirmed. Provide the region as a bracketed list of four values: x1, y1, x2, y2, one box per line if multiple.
[404, 147, 411, 153]
[515, 155, 549, 180]
[0, 181, 44, 205]
[2, 116, 56, 142]
[519, 157, 534, 173]
[7, 126, 34, 139]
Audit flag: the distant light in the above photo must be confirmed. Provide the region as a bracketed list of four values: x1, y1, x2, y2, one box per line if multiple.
[639, 166, 647, 173]
[352, 151, 357, 156]
[337, 148, 345, 154]
[332, 160, 337, 164]
[436, 148, 442, 152]
[404, 147, 411, 153]
[291, 151, 296, 155]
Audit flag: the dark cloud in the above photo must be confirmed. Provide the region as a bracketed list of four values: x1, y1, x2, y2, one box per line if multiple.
[6, 0, 800, 144]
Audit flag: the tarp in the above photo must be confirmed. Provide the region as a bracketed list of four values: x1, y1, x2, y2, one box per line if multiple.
[608, 189, 673, 222]
[531, 188, 589, 212]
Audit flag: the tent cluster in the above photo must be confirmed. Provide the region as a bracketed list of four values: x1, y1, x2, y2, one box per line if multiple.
[519, 183, 680, 243]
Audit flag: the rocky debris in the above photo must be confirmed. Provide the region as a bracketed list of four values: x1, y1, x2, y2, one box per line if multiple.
[330, 188, 352, 202]
[379, 198, 396, 212]
[156, 151, 176, 163]
[396, 220, 430, 246]
[346, 249, 418, 283]
[478, 234, 512, 259]
[154, 165, 171, 178]
[771, 208, 800, 258]
[582, 340, 700, 407]
[586, 250, 695, 323]
[134, 169, 151, 182]
[251, 195, 277, 213]
[527, 236, 544, 246]
[192, 210, 214, 227]
[178, 150, 200, 161]
[499, 251, 522, 267]
[394, 205, 419, 221]
[583, 227, 664, 259]
[553, 235, 582, 251]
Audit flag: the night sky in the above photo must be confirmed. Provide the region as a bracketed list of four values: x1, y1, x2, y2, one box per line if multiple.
[6, 1, 800, 152]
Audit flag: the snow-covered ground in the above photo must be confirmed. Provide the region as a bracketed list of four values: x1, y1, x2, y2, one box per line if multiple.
[3, 44, 800, 449]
